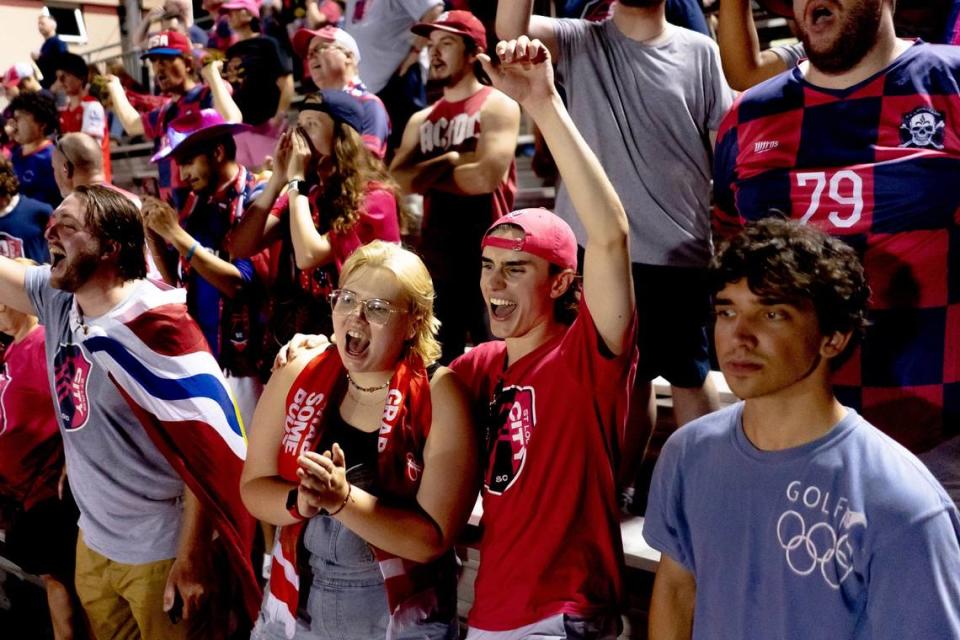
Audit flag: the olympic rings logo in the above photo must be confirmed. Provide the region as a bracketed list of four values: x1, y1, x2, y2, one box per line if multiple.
[776, 510, 855, 589]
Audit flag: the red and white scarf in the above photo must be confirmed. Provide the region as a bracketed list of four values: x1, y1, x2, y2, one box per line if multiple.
[264, 347, 454, 638]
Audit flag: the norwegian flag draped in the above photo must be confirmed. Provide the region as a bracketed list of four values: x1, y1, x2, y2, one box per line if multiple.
[74, 278, 261, 622]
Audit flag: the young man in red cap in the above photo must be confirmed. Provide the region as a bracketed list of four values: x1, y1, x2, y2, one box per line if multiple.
[104, 30, 240, 207]
[451, 38, 636, 639]
[291, 25, 389, 158]
[499, 0, 733, 515]
[391, 9, 520, 364]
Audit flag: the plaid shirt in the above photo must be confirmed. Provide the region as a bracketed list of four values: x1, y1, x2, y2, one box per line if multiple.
[714, 41, 960, 453]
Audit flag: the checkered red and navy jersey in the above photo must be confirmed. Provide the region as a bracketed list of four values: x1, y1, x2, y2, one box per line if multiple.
[714, 41, 960, 453]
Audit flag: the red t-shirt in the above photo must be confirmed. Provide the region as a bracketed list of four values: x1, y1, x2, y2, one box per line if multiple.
[268, 182, 400, 277]
[0, 326, 63, 510]
[450, 302, 637, 630]
[59, 95, 112, 182]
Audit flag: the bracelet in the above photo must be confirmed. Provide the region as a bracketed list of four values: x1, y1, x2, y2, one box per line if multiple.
[327, 483, 352, 517]
[184, 241, 199, 262]
[285, 486, 306, 521]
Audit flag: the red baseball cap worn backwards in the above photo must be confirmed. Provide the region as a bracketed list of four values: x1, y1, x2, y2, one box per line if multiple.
[482, 208, 578, 271]
[411, 10, 487, 51]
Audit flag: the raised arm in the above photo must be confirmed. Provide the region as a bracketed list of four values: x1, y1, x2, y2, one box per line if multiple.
[227, 135, 288, 258]
[649, 553, 697, 640]
[495, 0, 559, 58]
[105, 75, 146, 137]
[480, 38, 634, 355]
[0, 256, 34, 316]
[286, 130, 333, 269]
[716, 0, 788, 91]
[200, 61, 243, 124]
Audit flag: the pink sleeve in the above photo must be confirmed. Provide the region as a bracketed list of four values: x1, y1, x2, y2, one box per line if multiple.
[360, 188, 400, 244]
[328, 188, 400, 271]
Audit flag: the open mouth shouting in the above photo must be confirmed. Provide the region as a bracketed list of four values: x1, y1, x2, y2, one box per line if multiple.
[49, 246, 67, 273]
[343, 328, 370, 358]
[489, 297, 518, 321]
[805, 0, 837, 31]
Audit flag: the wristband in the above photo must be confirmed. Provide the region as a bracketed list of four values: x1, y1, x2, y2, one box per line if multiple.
[285, 487, 306, 521]
[327, 483, 352, 517]
[287, 179, 308, 194]
[184, 241, 199, 262]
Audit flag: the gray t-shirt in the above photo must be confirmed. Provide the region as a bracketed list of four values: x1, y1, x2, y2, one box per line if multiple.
[771, 41, 806, 69]
[25, 266, 182, 564]
[554, 20, 734, 268]
[343, 0, 442, 94]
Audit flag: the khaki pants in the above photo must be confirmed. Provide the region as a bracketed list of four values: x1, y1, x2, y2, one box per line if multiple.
[75, 533, 188, 640]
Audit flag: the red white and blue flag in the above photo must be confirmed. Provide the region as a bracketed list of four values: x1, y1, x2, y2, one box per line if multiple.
[74, 278, 261, 621]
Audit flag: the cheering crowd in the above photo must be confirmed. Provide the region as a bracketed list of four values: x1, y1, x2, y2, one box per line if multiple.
[2, 0, 960, 638]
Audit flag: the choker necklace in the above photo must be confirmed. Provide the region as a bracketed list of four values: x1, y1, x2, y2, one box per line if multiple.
[346, 373, 390, 393]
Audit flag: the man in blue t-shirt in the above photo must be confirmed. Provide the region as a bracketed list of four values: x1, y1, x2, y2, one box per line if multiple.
[9, 91, 61, 209]
[0, 156, 51, 263]
[644, 219, 960, 639]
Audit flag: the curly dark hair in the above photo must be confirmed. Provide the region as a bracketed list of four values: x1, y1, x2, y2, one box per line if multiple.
[9, 90, 60, 137]
[710, 218, 871, 367]
[0, 156, 20, 200]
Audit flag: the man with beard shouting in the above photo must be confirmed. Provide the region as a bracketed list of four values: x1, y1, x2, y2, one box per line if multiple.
[497, 0, 735, 513]
[105, 30, 241, 207]
[713, 0, 960, 507]
[0, 186, 259, 638]
[390, 10, 520, 364]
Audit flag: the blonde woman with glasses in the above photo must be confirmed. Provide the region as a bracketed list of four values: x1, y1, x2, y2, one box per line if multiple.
[242, 240, 478, 640]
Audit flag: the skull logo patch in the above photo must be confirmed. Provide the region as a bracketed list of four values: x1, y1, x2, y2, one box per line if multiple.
[899, 106, 946, 150]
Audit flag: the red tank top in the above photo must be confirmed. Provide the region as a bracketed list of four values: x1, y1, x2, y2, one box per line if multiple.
[418, 86, 516, 227]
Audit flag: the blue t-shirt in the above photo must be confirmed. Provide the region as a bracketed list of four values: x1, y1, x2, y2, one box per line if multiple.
[0, 195, 52, 263]
[644, 403, 960, 639]
[12, 143, 61, 209]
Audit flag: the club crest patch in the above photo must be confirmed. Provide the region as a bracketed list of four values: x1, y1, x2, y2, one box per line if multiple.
[899, 106, 946, 150]
[53, 343, 92, 431]
[485, 385, 536, 495]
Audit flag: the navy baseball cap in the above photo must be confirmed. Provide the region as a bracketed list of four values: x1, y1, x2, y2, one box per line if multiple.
[297, 90, 365, 135]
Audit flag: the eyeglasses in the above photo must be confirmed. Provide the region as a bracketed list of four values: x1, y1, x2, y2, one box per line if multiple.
[54, 137, 76, 173]
[328, 288, 405, 325]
